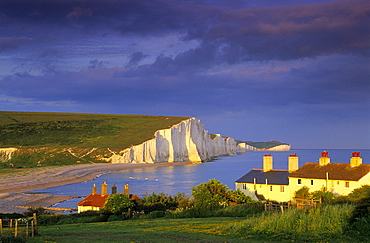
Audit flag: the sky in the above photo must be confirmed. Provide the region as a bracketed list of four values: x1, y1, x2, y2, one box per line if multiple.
[0, 0, 369, 149]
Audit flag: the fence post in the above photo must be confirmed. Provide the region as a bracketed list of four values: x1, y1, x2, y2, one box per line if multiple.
[14, 219, 18, 237]
[9, 219, 13, 235]
[0, 218, 2, 235]
[280, 205, 284, 213]
[26, 221, 29, 239]
[33, 213, 38, 236]
[31, 220, 34, 237]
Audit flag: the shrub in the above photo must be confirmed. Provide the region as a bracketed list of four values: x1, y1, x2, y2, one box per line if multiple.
[103, 194, 134, 215]
[24, 206, 52, 217]
[192, 179, 232, 210]
[346, 191, 370, 241]
[214, 204, 264, 217]
[142, 202, 166, 214]
[0, 236, 26, 243]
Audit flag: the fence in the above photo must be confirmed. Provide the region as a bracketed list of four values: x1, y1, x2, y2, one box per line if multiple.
[0, 213, 37, 239]
[265, 198, 322, 213]
[264, 202, 290, 213]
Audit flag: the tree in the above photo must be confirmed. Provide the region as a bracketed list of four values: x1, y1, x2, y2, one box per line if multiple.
[229, 189, 254, 204]
[191, 179, 232, 210]
[294, 186, 311, 199]
[348, 185, 370, 202]
[103, 194, 134, 215]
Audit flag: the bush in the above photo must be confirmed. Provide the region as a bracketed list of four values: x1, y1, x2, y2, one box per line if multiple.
[0, 236, 26, 243]
[24, 206, 52, 217]
[142, 203, 166, 214]
[37, 214, 69, 226]
[346, 191, 370, 241]
[104, 194, 134, 215]
[214, 204, 264, 217]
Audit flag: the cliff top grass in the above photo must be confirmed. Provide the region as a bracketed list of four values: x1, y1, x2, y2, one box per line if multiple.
[0, 111, 190, 150]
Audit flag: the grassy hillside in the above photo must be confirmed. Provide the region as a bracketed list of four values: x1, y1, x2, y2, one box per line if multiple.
[0, 111, 190, 168]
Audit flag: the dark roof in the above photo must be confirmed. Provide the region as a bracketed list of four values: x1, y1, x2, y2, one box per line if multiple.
[289, 163, 370, 181]
[235, 169, 291, 185]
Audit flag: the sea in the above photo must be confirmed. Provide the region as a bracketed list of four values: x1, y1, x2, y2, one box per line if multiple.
[27, 149, 370, 210]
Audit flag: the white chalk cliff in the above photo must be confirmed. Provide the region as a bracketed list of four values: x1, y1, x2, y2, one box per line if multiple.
[106, 118, 245, 164]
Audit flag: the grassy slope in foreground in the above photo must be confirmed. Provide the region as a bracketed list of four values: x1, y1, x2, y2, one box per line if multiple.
[0, 111, 190, 168]
[29, 218, 279, 243]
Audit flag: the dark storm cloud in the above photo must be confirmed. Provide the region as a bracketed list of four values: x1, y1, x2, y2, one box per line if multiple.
[88, 59, 109, 69]
[0, 37, 33, 52]
[0, 0, 369, 148]
[1, 0, 368, 61]
[127, 52, 148, 66]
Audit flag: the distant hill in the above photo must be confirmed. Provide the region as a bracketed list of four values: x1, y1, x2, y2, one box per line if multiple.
[0, 111, 190, 168]
[243, 140, 290, 150]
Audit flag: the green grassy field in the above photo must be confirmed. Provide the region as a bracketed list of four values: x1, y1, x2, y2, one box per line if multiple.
[0, 111, 190, 168]
[0, 111, 189, 149]
[27, 218, 280, 243]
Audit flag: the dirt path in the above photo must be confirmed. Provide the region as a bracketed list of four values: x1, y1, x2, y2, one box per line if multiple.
[0, 162, 193, 213]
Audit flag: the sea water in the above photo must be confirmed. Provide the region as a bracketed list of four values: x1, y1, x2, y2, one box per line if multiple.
[27, 149, 370, 210]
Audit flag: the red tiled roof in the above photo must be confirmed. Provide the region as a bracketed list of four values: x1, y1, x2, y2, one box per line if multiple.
[289, 163, 370, 181]
[77, 194, 109, 207]
[77, 193, 141, 208]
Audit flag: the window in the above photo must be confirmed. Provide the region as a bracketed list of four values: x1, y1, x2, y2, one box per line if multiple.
[270, 186, 273, 191]
[337, 181, 340, 185]
[311, 180, 314, 186]
[280, 186, 284, 192]
[242, 184, 247, 190]
[298, 179, 302, 185]
[345, 182, 350, 188]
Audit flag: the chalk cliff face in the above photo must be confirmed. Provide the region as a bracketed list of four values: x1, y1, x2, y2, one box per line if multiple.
[0, 148, 17, 162]
[106, 118, 245, 164]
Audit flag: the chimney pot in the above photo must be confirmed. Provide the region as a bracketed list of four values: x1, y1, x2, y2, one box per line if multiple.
[350, 152, 362, 167]
[319, 151, 330, 166]
[101, 181, 108, 195]
[263, 155, 273, 172]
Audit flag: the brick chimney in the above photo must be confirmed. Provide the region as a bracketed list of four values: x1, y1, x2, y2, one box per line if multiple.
[263, 154, 273, 172]
[319, 151, 330, 166]
[101, 181, 108, 195]
[350, 152, 362, 167]
[288, 153, 299, 172]
[111, 183, 117, 194]
[124, 183, 130, 196]
[92, 183, 97, 194]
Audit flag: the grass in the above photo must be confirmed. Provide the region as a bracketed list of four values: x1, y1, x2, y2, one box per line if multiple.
[0, 111, 190, 168]
[0, 111, 189, 149]
[224, 204, 360, 242]
[27, 218, 281, 243]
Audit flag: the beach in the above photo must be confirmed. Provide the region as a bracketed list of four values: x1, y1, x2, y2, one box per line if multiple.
[0, 162, 193, 214]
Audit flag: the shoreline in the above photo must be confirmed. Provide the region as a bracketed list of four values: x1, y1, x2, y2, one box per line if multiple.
[0, 161, 194, 213]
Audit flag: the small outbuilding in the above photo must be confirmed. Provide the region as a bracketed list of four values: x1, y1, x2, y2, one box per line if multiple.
[77, 181, 140, 213]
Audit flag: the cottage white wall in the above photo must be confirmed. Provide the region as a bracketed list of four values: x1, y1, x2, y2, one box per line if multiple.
[235, 182, 292, 202]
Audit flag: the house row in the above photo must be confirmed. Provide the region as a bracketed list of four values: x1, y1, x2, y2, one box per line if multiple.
[235, 151, 370, 202]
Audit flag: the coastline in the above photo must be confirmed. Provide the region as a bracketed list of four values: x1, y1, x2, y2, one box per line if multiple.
[0, 161, 193, 213]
